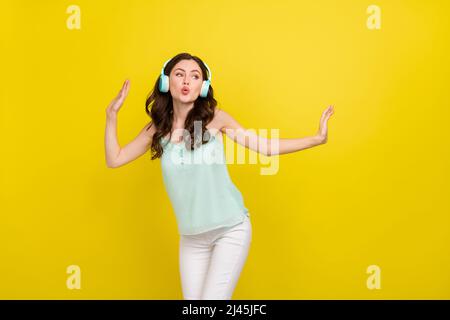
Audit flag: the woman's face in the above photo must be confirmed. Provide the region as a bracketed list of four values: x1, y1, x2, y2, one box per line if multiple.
[169, 59, 204, 102]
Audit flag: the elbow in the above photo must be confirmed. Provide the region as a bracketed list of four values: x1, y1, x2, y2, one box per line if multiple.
[256, 147, 271, 157]
[317, 135, 326, 145]
[105, 158, 118, 168]
[106, 162, 117, 168]
[106, 151, 122, 168]
[259, 138, 273, 157]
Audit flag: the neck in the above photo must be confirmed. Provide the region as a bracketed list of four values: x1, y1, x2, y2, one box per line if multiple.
[171, 99, 194, 126]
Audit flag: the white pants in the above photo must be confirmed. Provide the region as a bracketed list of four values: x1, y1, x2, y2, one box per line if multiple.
[178, 215, 252, 300]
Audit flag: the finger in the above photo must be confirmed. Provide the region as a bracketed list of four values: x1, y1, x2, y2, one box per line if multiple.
[120, 80, 128, 94]
[118, 85, 125, 96]
[122, 80, 129, 91]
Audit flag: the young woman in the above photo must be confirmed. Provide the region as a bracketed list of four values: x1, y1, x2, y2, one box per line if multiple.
[104, 52, 334, 300]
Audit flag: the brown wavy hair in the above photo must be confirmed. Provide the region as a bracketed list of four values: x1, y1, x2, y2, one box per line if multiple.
[144, 52, 218, 160]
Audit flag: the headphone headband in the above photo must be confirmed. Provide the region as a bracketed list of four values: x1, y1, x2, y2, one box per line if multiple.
[161, 58, 212, 82]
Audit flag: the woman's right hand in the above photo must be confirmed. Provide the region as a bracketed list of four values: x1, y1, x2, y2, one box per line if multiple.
[317, 105, 334, 144]
[106, 79, 130, 115]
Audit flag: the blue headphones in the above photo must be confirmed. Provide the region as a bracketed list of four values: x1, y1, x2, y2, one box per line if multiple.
[158, 57, 212, 98]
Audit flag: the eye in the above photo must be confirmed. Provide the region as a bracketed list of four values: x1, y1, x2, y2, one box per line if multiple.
[175, 72, 199, 79]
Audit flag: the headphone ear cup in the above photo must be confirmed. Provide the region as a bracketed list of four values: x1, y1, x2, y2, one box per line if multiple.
[200, 80, 210, 98]
[159, 74, 169, 93]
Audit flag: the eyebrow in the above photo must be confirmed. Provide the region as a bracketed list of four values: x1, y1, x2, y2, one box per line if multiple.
[174, 68, 201, 74]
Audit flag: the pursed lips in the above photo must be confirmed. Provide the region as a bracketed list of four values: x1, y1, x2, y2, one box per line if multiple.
[181, 87, 190, 94]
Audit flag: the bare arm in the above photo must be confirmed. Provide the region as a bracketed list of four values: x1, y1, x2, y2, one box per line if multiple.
[105, 116, 155, 168]
[217, 106, 334, 156]
[105, 111, 121, 167]
[104, 79, 156, 168]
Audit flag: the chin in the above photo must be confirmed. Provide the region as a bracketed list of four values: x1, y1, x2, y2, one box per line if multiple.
[180, 95, 194, 102]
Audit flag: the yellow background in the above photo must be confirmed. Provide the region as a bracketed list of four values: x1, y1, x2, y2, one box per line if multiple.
[1, 0, 449, 299]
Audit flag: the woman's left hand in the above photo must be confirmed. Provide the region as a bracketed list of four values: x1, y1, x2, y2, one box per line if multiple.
[317, 105, 334, 144]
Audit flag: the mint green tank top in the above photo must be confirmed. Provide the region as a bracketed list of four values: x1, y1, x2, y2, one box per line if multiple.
[160, 131, 250, 235]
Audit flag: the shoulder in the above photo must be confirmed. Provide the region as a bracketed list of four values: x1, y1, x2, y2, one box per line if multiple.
[213, 107, 243, 132]
[142, 120, 156, 139]
[210, 107, 224, 131]
[213, 107, 230, 130]
[214, 107, 223, 119]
